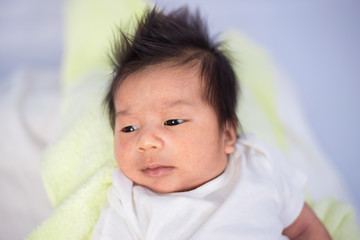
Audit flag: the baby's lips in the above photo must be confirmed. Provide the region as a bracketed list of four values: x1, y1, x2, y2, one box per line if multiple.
[141, 165, 175, 177]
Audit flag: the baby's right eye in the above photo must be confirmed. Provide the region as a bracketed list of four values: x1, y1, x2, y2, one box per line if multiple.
[121, 125, 139, 133]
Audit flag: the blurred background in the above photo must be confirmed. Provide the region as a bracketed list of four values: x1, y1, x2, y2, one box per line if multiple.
[0, 0, 359, 239]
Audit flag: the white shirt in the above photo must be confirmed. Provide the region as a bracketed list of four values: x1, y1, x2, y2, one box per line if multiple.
[92, 134, 306, 240]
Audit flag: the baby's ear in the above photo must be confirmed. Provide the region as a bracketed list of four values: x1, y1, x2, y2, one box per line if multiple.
[223, 123, 237, 154]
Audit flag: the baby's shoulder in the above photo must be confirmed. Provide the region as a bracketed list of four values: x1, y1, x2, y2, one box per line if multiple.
[234, 133, 294, 176]
[237, 133, 271, 155]
[236, 134, 278, 164]
[235, 133, 306, 191]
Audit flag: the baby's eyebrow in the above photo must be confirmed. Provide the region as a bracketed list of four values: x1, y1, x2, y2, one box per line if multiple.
[115, 99, 193, 118]
[165, 99, 193, 108]
[115, 109, 130, 118]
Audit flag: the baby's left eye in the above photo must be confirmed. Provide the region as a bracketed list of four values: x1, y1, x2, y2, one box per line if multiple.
[164, 119, 185, 126]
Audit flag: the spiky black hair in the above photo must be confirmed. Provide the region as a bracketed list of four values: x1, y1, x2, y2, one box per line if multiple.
[105, 6, 239, 131]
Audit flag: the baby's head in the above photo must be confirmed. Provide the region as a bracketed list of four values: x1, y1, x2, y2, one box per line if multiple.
[105, 7, 239, 193]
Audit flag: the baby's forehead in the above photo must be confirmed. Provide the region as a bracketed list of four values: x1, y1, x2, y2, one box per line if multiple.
[116, 61, 206, 94]
[113, 62, 211, 112]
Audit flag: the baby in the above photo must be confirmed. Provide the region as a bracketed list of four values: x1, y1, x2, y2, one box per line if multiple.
[92, 6, 331, 240]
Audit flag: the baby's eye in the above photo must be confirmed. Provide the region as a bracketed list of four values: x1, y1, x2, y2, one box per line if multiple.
[121, 125, 139, 133]
[164, 119, 185, 126]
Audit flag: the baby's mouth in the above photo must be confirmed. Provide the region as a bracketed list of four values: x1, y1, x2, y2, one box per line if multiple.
[141, 164, 175, 177]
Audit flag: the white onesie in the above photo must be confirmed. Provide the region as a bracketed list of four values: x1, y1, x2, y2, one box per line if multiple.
[92, 134, 306, 240]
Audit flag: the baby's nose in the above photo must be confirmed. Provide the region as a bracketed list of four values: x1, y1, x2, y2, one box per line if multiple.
[136, 130, 164, 152]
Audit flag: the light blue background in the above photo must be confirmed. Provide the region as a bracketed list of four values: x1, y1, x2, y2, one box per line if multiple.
[1, 0, 359, 221]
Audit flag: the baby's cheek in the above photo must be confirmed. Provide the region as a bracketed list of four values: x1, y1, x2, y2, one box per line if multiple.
[115, 133, 133, 149]
[115, 149, 132, 174]
[114, 139, 130, 164]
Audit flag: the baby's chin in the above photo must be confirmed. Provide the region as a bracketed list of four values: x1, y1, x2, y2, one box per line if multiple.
[137, 184, 186, 194]
[136, 181, 205, 194]
[134, 171, 227, 194]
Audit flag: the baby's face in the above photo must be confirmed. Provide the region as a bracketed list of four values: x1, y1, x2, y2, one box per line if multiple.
[113, 63, 236, 193]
